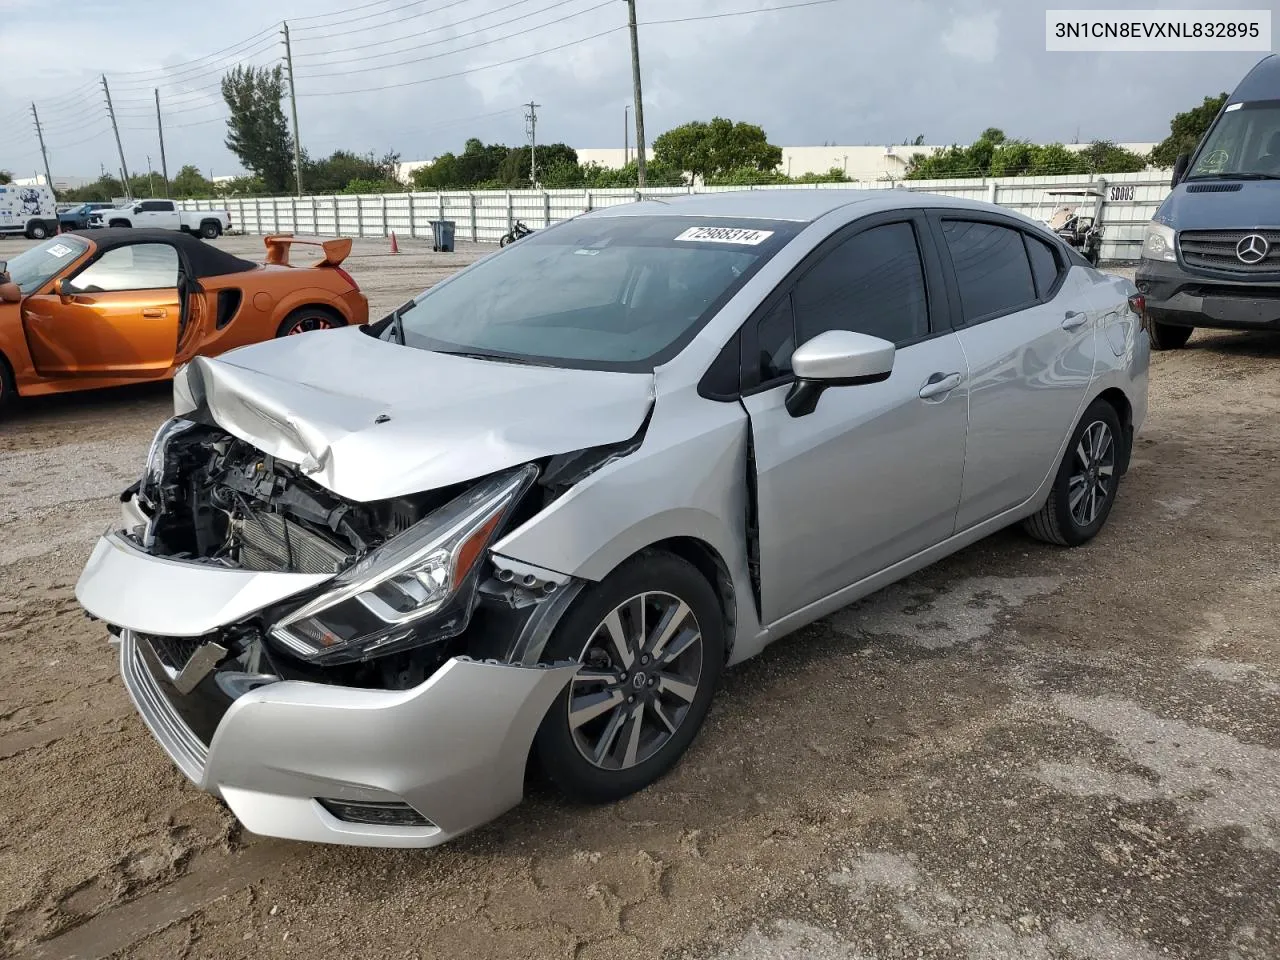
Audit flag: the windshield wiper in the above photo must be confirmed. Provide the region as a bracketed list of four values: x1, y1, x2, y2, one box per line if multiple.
[434, 349, 556, 367]
[1186, 172, 1280, 181]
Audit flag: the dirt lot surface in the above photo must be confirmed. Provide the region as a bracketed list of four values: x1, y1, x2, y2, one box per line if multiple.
[1, 235, 1277, 960]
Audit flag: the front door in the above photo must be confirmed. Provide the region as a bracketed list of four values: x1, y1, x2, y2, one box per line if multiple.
[21, 242, 182, 377]
[742, 217, 969, 625]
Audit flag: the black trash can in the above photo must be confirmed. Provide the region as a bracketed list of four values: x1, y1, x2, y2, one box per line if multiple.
[429, 219, 456, 252]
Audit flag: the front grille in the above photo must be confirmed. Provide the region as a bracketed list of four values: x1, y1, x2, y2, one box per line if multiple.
[119, 631, 208, 784]
[1179, 230, 1280, 274]
[144, 634, 204, 672]
[233, 511, 351, 574]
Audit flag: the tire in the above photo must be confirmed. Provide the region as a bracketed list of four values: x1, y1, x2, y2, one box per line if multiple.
[108, 220, 130, 229]
[500, 234, 511, 247]
[1148, 320, 1193, 351]
[200, 221, 222, 240]
[27, 221, 49, 240]
[1023, 399, 1124, 547]
[0, 353, 14, 414]
[533, 550, 725, 804]
[275, 307, 344, 337]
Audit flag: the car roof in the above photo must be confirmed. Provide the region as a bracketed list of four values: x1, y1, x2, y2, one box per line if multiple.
[578, 187, 1043, 227]
[1229, 53, 1279, 103]
[63, 227, 258, 278]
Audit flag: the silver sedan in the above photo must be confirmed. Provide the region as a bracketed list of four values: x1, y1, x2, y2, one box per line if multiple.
[76, 190, 1149, 847]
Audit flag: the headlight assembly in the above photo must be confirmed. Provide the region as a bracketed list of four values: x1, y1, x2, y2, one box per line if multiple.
[270, 464, 536, 663]
[1140, 221, 1177, 263]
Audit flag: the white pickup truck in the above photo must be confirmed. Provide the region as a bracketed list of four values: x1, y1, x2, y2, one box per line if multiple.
[89, 199, 232, 238]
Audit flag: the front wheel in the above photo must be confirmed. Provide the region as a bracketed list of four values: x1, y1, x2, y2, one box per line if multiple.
[1023, 399, 1124, 547]
[534, 551, 724, 804]
[500, 234, 511, 247]
[1148, 320, 1193, 350]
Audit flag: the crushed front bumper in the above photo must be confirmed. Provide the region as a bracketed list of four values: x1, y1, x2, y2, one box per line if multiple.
[79, 523, 578, 848]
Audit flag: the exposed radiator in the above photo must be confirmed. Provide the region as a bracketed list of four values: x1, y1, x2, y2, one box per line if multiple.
[233, 511, 351, 574]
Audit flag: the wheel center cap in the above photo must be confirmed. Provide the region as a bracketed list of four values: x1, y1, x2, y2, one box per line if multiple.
[632, 672, 647, 690]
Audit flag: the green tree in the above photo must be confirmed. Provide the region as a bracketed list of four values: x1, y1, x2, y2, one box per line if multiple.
[304, 149, 401, 193]
[171, 165, 215, 198]
[218, 175, 267, 196]
[1150, 93, 1228, 167]
[221, 65, 294, 193]
[1078, 139, 1148, 174]
[653, 117, 782, 181]
[59, 174, 124, 202]
[499, 143, 579, 186]
[706, 165, 791, 186]
[410, 138, 511, 189]
[794, 166, 853, 183]
[0, 170, 12, 184]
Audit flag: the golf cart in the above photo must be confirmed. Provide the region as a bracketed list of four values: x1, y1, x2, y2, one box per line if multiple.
[1042, 187, 1104, 266]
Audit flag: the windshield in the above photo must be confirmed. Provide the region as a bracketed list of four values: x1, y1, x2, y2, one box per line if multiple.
[3, 236, 90, 294]
[1188, 100, 1280, 179]
[389, 215, 801, 371]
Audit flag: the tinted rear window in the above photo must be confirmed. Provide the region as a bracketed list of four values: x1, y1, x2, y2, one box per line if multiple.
[942, 220, 1037, 322]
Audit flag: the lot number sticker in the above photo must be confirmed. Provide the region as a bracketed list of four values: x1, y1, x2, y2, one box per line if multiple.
[674, 226, 774, 245]
[47, 243, 75, 258]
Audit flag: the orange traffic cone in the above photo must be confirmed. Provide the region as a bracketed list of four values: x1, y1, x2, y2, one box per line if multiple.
[389, 231, 399, 254]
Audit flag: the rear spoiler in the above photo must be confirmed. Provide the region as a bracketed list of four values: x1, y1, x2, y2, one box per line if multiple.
[262, 235, 353, 268]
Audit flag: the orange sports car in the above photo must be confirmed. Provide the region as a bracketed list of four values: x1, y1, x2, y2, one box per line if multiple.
[0, 228, 368, 408]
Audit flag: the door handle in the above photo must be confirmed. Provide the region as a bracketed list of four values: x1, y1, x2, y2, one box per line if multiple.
[918, 372, 962, 399]
[1062, 310, 1088, 330]
[142, 308, 168, 319]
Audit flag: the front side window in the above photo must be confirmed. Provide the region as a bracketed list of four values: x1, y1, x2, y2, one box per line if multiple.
[792, 221, 930, 347]
[69, 243, 179, 293]
[391, 216, 800, 371]
[1189, 100, 1280, 179]
[942, 220, 1037, 323]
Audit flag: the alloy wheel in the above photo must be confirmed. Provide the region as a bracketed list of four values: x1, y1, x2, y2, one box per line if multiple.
[286, 316, 336, 335]
[568, 592, 704, 771]
[1068, 420, 1115, 527]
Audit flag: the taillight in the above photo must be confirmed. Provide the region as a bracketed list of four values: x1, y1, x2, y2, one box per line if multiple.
[1127, 293, 1145, 315]
[333, 266, 358, 289]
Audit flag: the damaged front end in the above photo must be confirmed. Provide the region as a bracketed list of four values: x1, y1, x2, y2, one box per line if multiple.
[75, 413, 641, 846]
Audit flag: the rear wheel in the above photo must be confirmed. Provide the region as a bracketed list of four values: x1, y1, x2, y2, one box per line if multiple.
[534, 551, 724, 804]
[275, 307, 343, 337]
[108, 219, 130, 229]
[1023, 399, 1124, 547]
[27, 221, 49, 240]
[1148, 320, 1193, 350]
[199, 220, 222, 239]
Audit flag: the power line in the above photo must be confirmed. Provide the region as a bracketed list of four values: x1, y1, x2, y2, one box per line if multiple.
[296, 0, 614, 80]
[642, 0, 850, 26]
[297, 24, 624, 96]
[293, 0, 569, 61]
[289, 0, 407, 22]
[101, 24, 280, 80]
[293, 0, 474, 38]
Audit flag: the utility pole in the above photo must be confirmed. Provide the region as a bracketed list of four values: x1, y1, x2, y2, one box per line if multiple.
[147, 155, 156, 195]
[155, 89, 170, 196]
[624, 0, 647, 187]
[624, 103, 630, 167]
[30, 104, 54, 197]
[102, 74, 132, 200]
[282, 21, 304, 196]
[524, 101, 540, 186]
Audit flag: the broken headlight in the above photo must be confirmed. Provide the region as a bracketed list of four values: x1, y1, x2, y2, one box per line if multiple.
[270, 464, 536, 664]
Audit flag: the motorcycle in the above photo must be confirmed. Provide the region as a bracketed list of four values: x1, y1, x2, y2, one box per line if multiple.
[500, 220, 533, 246]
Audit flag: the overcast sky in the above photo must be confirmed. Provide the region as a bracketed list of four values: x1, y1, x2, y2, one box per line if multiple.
[0, 0, 1269, 180]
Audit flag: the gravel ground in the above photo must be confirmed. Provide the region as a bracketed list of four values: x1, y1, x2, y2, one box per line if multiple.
[1, 235, 1277, 960]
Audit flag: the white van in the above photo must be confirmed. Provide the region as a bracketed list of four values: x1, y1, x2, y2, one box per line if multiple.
[0, 183, 58, 239]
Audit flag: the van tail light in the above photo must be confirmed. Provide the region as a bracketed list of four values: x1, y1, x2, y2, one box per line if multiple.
[332, 265, 358, 290]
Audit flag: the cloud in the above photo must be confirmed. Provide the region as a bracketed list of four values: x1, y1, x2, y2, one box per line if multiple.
[942, 10, 1000, 63]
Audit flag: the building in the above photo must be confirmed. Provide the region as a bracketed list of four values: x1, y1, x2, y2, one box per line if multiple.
[12, 173, 94, 191]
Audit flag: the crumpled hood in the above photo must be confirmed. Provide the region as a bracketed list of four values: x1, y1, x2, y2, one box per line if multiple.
[175, 326, 654, 502]
[1156, 180, 1280, 231]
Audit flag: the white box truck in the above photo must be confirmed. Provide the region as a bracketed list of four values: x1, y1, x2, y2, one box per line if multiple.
[0, 183, 58, 239]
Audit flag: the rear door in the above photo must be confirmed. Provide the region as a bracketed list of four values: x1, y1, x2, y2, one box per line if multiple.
[741, 214, 969, 624]
[136, 200, 180, 229]
[929, 214, 1097, 530]
[21, 241, 182, 377]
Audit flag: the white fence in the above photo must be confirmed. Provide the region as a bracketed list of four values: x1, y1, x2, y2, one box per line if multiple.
[178, 170, 1173, 263]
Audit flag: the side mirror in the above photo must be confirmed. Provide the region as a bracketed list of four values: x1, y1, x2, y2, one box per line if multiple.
[133, 205, 143, 214]
[53, 277, 73, 302]
[1171, 153, 1191, 187]
[0, 281, 20, 304]
[785, 329, 895, 418]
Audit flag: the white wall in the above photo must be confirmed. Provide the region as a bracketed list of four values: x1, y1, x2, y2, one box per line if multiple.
[179, 169, 1170, 263]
